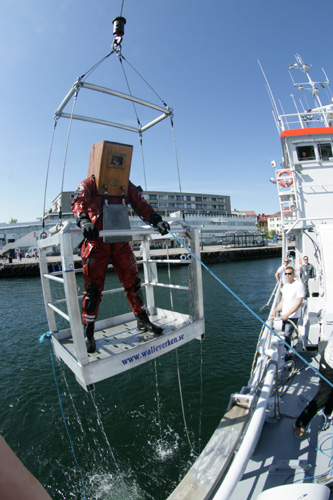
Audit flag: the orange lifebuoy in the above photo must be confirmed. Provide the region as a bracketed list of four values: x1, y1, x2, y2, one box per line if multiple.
[277, 170, 293, 187]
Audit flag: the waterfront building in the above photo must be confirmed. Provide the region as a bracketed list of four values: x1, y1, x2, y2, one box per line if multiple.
[0, 190, 259, 254]
[138, 190, 231, 217]
[267, 210, 293, 236]
[256, 213, 269, 229]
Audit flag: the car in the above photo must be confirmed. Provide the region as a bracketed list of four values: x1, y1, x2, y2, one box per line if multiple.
[25, 247, 39, 258]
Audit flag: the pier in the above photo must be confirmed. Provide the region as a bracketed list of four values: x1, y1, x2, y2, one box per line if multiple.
[0, 244, 281, 278]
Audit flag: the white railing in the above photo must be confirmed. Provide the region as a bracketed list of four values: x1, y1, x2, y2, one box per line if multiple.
[278, 106, 333, 132]
[38, 223, 204, 387]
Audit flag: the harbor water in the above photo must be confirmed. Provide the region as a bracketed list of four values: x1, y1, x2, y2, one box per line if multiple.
[0, 257, 279, 499]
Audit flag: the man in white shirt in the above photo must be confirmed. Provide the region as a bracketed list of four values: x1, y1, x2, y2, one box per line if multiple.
[275, 257, 290, 286]
[271, 266, 305, 348]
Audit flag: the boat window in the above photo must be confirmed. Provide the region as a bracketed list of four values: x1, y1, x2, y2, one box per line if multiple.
[318, 142, 332, 160]
[296, 145, 315, 161]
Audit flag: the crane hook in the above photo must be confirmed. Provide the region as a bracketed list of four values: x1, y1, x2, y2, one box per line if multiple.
[112, 16, 126, 48]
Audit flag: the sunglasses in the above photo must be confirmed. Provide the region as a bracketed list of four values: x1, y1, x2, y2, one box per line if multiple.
[285, 272, 293, 275]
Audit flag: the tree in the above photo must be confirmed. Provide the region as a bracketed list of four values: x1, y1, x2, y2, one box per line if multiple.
[9, 217, 17, 224]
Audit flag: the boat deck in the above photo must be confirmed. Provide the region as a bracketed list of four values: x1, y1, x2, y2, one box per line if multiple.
[168, 347, 333, 500]
[230, 350, 333, 499]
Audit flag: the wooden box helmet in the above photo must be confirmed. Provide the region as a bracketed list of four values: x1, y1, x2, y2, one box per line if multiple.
[87, 141, 133, 196]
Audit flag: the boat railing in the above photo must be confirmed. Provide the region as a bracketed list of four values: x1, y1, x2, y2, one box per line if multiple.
[247, 285, 282, 391]
[284, 215, 333, 233]
[278, 105, 333, 132]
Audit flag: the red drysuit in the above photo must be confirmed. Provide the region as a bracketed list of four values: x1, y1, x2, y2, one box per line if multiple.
[71, 176, 156, 326]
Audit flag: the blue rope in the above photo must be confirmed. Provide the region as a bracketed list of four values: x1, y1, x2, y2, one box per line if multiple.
[40, 332, 87, 499]
[39, 331, 58, 343]
[168, 229, 333, 389]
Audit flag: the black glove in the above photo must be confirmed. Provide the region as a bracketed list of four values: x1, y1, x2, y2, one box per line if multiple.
[78, 215, 99, 241]
[156, 220, 170, 236]
[149, 213, 170, 235]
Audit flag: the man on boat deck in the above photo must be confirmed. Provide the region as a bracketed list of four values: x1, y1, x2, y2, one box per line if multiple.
[295, 335, 333, 441]
[71, 140, 170, 353]
[300, 255, 315, 298]
[275, 257, 290, 286]
[271, 266, 305, 354]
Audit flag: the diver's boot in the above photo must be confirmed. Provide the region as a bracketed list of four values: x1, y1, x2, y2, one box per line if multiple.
[84, 323, 96, 353]
[136, 312, 163, 335]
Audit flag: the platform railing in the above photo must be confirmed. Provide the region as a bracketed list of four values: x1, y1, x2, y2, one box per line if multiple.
[38, 223, 204, 369]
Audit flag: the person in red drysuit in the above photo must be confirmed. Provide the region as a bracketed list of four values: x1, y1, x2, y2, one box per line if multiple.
[71, 175, 169, 353]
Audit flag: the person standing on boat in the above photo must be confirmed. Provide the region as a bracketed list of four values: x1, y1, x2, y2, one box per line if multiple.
[300, 256, 315, 298]
[275, 257, 290, 286]
[71, 141, 170, 354]
[295, 336, 333, 439]
[271, 266, 305, 350]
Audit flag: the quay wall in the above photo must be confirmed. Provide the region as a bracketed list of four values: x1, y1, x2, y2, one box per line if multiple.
[0, 245, 281, 278]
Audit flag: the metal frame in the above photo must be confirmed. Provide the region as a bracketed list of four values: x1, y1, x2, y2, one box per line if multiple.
[54, 79, 173, 133]
[38, 223, 204, 390]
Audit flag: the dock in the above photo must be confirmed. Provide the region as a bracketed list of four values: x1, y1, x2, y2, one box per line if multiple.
[0, 244, 281, 278]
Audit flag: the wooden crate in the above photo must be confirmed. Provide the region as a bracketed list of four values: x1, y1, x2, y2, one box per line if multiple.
[88, 141, 133, 196]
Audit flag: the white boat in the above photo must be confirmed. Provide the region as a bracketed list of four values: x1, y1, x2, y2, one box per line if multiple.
[37, 12, 333, 497]
[167, 55, 333, 500]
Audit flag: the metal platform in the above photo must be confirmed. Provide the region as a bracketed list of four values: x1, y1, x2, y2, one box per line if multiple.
[52, 309, 204, 390]
[39, 223, 205, 391]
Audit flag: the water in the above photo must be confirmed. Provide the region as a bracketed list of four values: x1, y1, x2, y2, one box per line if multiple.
[0, 257, 279, 499]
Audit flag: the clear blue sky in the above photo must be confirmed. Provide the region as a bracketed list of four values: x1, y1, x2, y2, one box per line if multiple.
[1, 0, 332, 223]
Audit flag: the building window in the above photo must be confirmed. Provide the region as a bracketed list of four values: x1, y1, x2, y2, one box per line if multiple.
[149, 194, 157, 200]
[195, 196, 202, 201]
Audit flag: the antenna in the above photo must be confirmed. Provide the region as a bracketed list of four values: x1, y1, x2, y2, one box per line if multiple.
[257, 59, 283, 133]
[289, 54, 328, 110]
[258, 59, 281, 132]
[290, 93, 304, 128]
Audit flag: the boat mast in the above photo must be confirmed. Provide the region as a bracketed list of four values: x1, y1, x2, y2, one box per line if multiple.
[289, 53, 330, 126]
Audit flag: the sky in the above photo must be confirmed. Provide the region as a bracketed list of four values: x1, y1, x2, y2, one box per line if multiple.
[1, 0, 333, 224]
